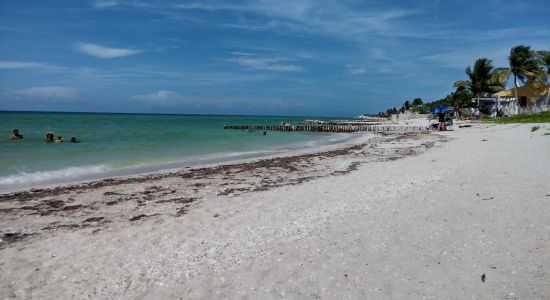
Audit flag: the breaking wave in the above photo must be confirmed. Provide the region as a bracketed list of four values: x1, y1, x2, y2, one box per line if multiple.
[0, 165, 111, 187]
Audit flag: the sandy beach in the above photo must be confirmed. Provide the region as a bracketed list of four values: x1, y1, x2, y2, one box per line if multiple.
[1, 122, 549, 299]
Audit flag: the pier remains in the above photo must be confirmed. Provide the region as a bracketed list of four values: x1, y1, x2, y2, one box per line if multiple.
[224, 123, 429, 133]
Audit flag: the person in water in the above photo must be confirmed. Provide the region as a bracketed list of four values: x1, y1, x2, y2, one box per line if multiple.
[55, 136, 64, 143]
[70, 137, 79, 143]
[45, 132, 55, 143]
[10, 129, 23, 140]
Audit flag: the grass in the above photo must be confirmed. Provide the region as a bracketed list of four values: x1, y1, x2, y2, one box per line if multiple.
[485, 111, 550, 124]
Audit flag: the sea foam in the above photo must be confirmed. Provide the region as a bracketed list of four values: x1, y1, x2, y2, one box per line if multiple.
[0, 165, 111, 186]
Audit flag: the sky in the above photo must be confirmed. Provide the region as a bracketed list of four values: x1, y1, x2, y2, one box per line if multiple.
[0, 0, 549, 117]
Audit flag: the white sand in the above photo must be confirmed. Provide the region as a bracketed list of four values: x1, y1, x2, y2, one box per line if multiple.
[1, 122, 549, 299]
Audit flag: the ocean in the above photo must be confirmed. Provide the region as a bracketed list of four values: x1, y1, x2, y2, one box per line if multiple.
[0, 111, 352, 190]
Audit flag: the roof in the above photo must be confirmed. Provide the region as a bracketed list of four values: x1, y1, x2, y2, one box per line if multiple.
[494, 81, 548, 98]
[494, 89, 513, 97]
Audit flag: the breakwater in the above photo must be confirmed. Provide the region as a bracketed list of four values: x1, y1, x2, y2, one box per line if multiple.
[223, 124, 429, 132]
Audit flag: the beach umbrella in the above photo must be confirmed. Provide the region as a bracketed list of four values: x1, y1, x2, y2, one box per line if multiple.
[433, 106, 451, 113]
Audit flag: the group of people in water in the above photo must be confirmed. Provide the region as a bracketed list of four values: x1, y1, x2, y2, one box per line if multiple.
[9, 129, 79, 143]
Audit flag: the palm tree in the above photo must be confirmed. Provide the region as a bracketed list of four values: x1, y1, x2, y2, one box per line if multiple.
[454, 58, 506, 107]
[538, 50, 550, 108]
[491, 67, 511, 88]
[508, 45, 542, 113]
[450, 85, 468, 109]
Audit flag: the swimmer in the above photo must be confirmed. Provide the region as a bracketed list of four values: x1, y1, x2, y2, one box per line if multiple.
[45, 132, 55, 143]
[10, 129, 23, 140]
[55, 136, 64, 143]
[70, 137, 79, 143]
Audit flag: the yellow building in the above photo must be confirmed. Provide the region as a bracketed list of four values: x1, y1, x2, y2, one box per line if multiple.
[491, 81, 549, 115]
[494, 81, 548, 107]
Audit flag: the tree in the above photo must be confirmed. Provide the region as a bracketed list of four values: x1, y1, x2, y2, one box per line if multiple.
[449, 87, 461, 110]
[491, 67, 511, 88]
[454, 58, 505, 107]
[509, 45, 543, 113]
[538, 50, 550, 108]
[412, 98, 423, 106]
[455, 89, 474, 108]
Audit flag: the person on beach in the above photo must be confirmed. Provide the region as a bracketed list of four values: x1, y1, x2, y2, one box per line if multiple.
[10, 129, 23, 140]
[45, 132, 55, 143]
[473, 108, 481, 120]
[427, 112, 433, 124]
[438, 111, 446, 131]
[446, 113, 453, 126]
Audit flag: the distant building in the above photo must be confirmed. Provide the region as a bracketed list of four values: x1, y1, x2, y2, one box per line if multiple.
[493, 81, 549, 115]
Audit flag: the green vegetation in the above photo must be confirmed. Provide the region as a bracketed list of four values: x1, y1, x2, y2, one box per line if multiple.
[454, 58, 508, 106]
[373, 44, 549, 117]
[509, 45, 545, 106]
[484, 112, 550, 124]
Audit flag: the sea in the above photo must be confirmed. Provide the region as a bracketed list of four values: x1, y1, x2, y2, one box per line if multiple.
[0, 111, 353, 191]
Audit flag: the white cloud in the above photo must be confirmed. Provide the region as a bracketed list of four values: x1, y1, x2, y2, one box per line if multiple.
[377, 67, 395, 74]
[0, 61, 66, 71]
[132, 90, 187, 105]
[92, 0, 120, 9]
[76, 43, 141, 58]
[11, 86, 81, 100]
[0, 61, 47, 69]
[346, 64, 366, 75]
[232, 56, 304, 72]
[174, 3, 247, 11]
[350, 68, 366, 75]
[228, 51, 254, 56]
[419, 46, 511, 69]
[174, 1, 416, 41]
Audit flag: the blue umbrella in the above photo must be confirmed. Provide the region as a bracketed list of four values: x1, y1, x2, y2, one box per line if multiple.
[433, 106, 451, 114]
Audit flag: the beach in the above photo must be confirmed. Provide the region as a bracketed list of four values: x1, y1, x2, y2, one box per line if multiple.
[1, 122, 549, 299]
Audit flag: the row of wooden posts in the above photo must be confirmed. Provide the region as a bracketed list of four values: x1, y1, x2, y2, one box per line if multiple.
[223, 124, 430, 132]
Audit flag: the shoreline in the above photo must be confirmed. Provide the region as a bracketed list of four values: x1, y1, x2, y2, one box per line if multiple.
[0, 130, 436, 241]
[0, 132, 379, 200]
[1, 112, 356, 193]
[0, 132, 361, 194]
[2, 123, 549, 299]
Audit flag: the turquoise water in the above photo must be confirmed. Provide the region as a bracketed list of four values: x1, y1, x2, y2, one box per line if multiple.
[0, 112, 349, 189]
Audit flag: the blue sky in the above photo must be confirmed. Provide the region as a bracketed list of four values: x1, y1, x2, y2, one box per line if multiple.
[0, 0, 549, 116]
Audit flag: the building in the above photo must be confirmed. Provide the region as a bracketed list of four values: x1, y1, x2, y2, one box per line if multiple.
[493, 81, 549, 115]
